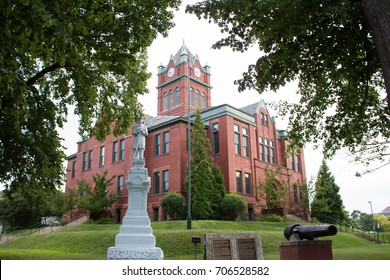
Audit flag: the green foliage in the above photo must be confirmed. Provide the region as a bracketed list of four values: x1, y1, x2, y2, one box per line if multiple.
[76, 171, 118, 220]
[0, 0, 181, 197]
[374, 214, 390, 232]
[187, 0, 390, 168]
[160, 192, 186, 220]
[220, 194, 247, 220]
[310, 160, 346, 222]
[85, 218, 114, 225]
[0, 188, 65, 227]
[297, 177, 315, 212]
[254, 165, 287, 213]
[258, 214, 285, 222]
[187, 109, 226, 220]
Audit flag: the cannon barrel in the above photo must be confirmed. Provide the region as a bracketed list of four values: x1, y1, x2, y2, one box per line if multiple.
[284, 224, 337, 241]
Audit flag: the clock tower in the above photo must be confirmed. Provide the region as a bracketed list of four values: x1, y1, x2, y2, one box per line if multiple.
[156, 43, 211, 116]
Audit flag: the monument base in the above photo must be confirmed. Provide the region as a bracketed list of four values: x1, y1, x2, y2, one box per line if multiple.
[107, 247, 164, 260]
[107, 158, 164, 260]
[279, 240, 333, 260]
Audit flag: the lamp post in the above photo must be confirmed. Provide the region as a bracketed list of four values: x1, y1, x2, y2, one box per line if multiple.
[368, 201, 375, 232]
[186, 53, 192, 230]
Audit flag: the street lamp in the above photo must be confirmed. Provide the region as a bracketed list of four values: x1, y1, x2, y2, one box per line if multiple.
[368, 201, 375, 232]
[186, 52, 192, 230]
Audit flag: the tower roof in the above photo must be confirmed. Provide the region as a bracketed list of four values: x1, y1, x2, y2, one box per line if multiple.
[171, 42, 199, 66]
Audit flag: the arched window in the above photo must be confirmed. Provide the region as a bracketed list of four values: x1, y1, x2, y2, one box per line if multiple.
[189, 87, 194, 106]
[169, 90, 174, 109]
[175, 87, 180, 106]
[162, 92, 167, 111]
[196, 90, 200, 107]
[202, 92, 206, 109]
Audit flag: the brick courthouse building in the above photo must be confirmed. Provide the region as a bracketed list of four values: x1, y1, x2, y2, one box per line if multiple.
[65, 44, 308, 222]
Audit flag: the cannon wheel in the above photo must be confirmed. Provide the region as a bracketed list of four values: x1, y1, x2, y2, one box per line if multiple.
[283, 224, 301, 240]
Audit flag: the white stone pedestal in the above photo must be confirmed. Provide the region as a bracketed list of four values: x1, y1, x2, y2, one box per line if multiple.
[107, 159, 164, 260]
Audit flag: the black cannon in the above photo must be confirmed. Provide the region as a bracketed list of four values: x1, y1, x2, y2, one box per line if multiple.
[284, 224, 337, 241]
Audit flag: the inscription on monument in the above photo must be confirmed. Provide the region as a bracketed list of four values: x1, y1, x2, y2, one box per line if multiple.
[212, 239, 232, 260]
[237, 238, 257, 260]
[204, 233, 263, 260]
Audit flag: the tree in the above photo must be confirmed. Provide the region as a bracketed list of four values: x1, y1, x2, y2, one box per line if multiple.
[160, 192, 186, 220]
[0, 188, 65, 227]
[0, 0, 180, 194]
[310, 160, 346, 222]
[220, 194, 247, 220]
[76, 171, 118, 220]
[297, 177, 315, 213]
[255, 165, 287, 215]
[187, 0, 390, 169]
[186, 109, 226, 220]
[374, 214, 390, 232]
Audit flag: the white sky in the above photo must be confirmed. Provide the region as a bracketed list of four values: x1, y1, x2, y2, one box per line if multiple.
[60, 1, 389, 215]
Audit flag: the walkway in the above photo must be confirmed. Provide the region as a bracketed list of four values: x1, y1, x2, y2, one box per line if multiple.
[0, 216, 88, 245]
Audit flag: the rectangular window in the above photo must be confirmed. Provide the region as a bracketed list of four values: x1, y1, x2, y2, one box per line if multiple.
[261, 113, 265, 125]
[270, 141, 275, 164]
[297, 155, 301, 172]
[163, 131, 169, 154]
[266, 146, 270, 163]
[236, 171, 242, 193]
[293, 184, 299, 203]
[265, 114, 269, 126]
[175, 88, 180, 106]
[234, 133, 241, 155]
[234, 125, 241, 156]
[259, 137, 265, 161]
[153, 172, 160, 194]
[162, 93, 168, 111]
[112, 141, 118, 162]
[117, 175, 123, 195]
[71, 161, 76, 178]
[162, 170, 169, 193]
[260, 137, 276, 164]
[242, 128, 249, 157]
[291, 155, 296, 171]
[119, 139, 125, 161]
[212, 123, 220, 154]
[155, 134, 161, 156]
[99, 146, 105, 167]
[169, 91, 174, 108]
[82, 152, 87, 171]
[196, 90, 200, 107]
[245, 173, 251, 194]
[88, 150, 93, 169]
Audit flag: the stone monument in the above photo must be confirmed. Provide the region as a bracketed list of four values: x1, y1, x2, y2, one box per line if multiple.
[107, 119, 164, 260]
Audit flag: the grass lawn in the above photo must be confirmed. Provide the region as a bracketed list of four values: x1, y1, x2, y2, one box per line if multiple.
[0, 220, 389, 260]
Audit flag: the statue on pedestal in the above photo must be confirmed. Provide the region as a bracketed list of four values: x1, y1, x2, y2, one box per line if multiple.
[107, 118, 163, 260]
[132, 119, 148, 160]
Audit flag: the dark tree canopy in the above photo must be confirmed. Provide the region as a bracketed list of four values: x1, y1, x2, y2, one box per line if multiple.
[187, 0, 390, 169]
[0, 0, 181, 192]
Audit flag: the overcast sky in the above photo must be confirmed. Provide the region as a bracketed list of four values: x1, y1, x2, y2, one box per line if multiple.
[60, 1, 389, 215]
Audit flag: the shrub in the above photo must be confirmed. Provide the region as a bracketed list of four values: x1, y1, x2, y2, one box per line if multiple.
[258, 214, 285, 222]
[160, 192, 186, 220]
[220, 194, 247, 220]
[85, 218, 114, 224]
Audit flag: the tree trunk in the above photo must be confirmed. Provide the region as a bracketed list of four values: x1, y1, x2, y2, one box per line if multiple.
[361, 0, 390, 112]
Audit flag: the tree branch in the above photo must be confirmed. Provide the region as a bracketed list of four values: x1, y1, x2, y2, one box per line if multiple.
[26, 62, 62, 87]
